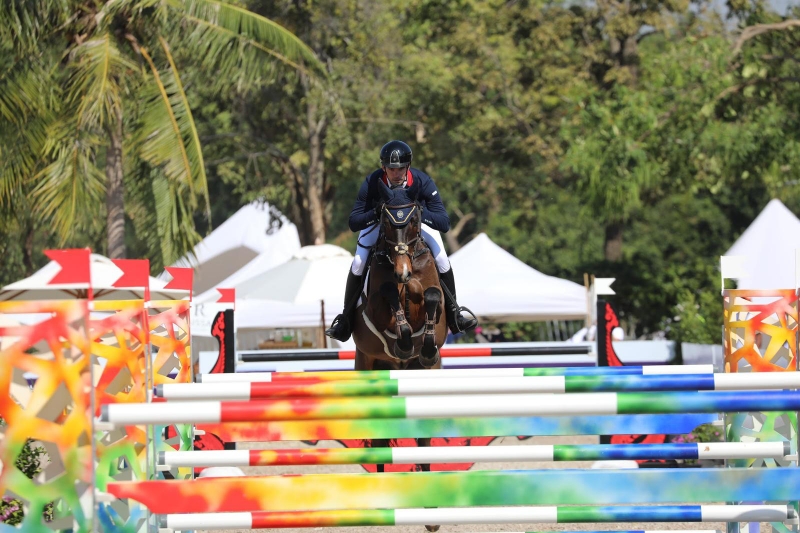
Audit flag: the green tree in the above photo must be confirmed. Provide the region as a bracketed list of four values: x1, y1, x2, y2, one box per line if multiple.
[0, 0, 322, 266]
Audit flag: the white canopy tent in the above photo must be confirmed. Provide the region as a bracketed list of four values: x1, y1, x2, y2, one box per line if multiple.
[723, 199, 800, 290]
[169, 201, 300, 294]
[1, 253, 186, 302]
[191, 245, 355, 348]
[449, 233, 588, 322]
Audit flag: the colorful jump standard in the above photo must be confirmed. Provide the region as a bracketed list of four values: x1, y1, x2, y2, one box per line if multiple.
[159, 506, 794, 530]
[158, 442, 789, 468]
[157, 373, 800, 400]
[101, 390, 800, 425]
[198, 364, 716, 383]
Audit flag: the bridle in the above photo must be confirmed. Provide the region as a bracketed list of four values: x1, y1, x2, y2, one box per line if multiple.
[382, 202, 421, 256]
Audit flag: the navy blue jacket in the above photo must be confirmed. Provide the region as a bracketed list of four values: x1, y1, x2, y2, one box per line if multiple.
[348, 168, 450, 233]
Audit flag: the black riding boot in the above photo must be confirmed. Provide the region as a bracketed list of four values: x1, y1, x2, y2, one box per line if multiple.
[325, 271, 365, 342]
[439, 268, 478, 334]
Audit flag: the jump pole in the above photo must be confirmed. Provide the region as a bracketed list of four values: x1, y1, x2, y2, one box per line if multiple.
[197, 364, 716, 383]
[107, 467, 800, 512]
[159, 506, 793, 530]
[101, 390, 800, 425]
[157, 373, 800, 400]
[157, 441, 789, 468]
[236, 343, 594, 362]
[198, 413, 719, 441]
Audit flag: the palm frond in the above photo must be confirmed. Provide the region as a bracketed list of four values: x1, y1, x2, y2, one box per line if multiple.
[32, 121, 106, 242]
[0, 115, 51, 204]
[151, 174, 202, 265]
[0, 0, 70, 55]
[0, 57, 56, 204]
[97, 0, 169, 32]
[169, 0, 325, 77]
[137, 40, 209, 216]
[0, 55, 55, 125]
[67, 34, 138, 129]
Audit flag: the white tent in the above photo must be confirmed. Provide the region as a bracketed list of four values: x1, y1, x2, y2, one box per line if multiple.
[1, 253, 186, 302]
[170, 201, 301, 294]
[192, 244, 352, 333]
[191, 244, 354, 349]
[724, 199, 800, 290]
[449, 233, 588, 322]
[236, 244, 352, 305]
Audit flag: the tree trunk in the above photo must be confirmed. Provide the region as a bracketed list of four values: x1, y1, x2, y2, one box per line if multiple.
[288, 165, 314, 246]
[306, 95, 328, 245]
[105, 106, 125, 259]
[22, 218, 35, 275]
[443, 212, 475, 253]
[604, 222, 623, 262]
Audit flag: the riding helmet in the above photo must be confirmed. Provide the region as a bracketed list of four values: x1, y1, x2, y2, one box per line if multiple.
[379, 140, 413, 168]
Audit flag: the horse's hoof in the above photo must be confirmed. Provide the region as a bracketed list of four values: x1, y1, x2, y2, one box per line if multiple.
[425, 525, 440, 532]
[419, 348, 439, 368]
[393, 344, 414, 361]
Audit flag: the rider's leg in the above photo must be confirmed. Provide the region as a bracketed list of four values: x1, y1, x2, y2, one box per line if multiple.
[325, 226, 379, 342]
[421, 225, 478, 334]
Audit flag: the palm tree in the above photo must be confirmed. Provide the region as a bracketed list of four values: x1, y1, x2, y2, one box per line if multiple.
[0, 0, 323, 264]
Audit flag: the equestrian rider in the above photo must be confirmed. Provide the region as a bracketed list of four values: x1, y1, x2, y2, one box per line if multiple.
[326, 140, 478, 342]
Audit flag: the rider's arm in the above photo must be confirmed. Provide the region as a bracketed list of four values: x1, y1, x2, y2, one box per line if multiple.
[348, 177, 378, 232]
[419, 180, 450, 233]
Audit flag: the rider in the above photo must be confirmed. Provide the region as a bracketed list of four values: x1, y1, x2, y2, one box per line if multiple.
[325, 140, 478, 342]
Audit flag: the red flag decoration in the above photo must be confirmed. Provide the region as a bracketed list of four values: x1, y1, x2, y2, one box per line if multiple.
[112, 259, 149, 288]
[163, 267, 193, 296]
[216, 288, 235, 308]
[44, 249, 91, 285]
[112, 259, 151, 301]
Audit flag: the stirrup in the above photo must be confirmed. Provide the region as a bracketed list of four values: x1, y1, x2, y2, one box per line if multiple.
[456, 305, 478, 331]
[449, 305, 478, 334]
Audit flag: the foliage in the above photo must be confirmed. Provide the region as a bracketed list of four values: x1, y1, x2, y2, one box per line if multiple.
[665, 289, 723, 345]
[2, 0, 800, 337]
[0, 419, 53, 525]
[0, 0, 322, 268]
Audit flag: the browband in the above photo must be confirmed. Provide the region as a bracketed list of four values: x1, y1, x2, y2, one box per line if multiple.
[383, 203, 418, 227]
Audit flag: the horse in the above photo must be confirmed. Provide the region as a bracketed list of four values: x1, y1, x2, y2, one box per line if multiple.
[351, 199, 447, 370]
[350, 197, 448, 532]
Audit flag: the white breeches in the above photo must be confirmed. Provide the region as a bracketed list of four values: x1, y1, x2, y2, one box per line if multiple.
[351, 224, 450, 275]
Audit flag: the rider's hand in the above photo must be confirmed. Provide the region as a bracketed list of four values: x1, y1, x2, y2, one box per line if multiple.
[373, 202, 384, 222]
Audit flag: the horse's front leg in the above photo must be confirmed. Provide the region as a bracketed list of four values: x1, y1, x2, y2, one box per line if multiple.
[380, 282, 413, 359]
[419, 287, 441, 368]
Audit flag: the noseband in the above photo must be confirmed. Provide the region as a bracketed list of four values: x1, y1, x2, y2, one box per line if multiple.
[382, 203, 420, 256]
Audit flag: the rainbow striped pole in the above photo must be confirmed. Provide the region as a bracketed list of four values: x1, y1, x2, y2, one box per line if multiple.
[101, 390, 800, 425]
[237, 343, 593, 362]
[159, 505, 794, 530]
[158, 442, 789, 468]
[199, 413, 718, 441]
[107, 469, 800, 513]
[157, 373, 800, 400]
[198, 365, 716, 383]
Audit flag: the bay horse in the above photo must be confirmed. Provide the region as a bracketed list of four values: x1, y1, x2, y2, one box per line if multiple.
[352, 198, 447, 372]
[351, 197, 447, 532]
